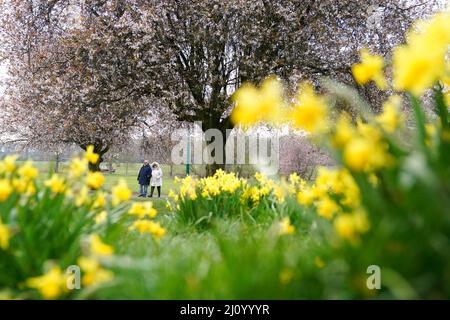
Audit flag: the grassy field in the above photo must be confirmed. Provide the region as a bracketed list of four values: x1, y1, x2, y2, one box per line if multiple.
[29, 161, 179, 198]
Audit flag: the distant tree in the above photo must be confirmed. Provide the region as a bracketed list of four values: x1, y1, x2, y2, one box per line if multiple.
[0, 0, 159, 170]
[279, 134, 334, 179]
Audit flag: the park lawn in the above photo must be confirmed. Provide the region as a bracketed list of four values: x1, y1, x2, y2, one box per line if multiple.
[27, 161, 179, 197]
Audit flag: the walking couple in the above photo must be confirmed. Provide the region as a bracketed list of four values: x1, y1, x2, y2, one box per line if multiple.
[137, 160, 163, 197]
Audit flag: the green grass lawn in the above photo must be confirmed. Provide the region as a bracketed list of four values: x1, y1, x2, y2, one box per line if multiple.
[29, 161, 179, 197]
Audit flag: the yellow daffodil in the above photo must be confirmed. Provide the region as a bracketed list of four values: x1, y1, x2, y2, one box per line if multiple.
[332, 113, 354, 147]
[12, 178, 28, 193]
[376, 95, 403, 133]
[75, 187, 89, 207]
[278, 217, 295, 235]
[290, 82, 328, 133]
[92, 192, 107, 209]
[352, 48, 387, 89]
[69, 158, 88, 178]
[0, 155, 19, 174]
[129, 219, 166, 239]
[85, 145, 99, 165]
[44, 175, 66, 194]
[111, 179, 132, 206]
[393, 13, 450, 96]
[128, 202, 157, 219]
[78, 256, 113, 287]
[26, 266, 67, 299]
[86, 171, 105, 190]
[316, 197, 340, 220]
[231, 76, 286, 126]
[0, 179, 13, 202]
[0, 220, 11, 250]
[90, 234, 114, 256]
[18, 161, 38, 179]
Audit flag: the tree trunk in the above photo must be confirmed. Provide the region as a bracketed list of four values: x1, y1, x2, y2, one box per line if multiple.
[54, 152, 60, 173]
[203, 118, 232, 176]
[81, 144, 110, 172]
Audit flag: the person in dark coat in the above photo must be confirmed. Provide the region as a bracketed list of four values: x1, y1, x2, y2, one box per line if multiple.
[137, 160, 152, 197]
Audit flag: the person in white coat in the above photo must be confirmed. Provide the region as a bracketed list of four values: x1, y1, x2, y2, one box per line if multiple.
[149, 162, 162, 197]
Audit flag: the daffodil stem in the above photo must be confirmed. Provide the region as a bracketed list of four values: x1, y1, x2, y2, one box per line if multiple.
[409, 94, 427, 150]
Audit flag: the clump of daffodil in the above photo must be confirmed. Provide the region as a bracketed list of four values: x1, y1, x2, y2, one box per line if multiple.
[336, 119, 394, 172]
[129, 219, 166, 239]
[231, 76, 287, 127]
[290, 82, 329, 133]
[392, 12, 450, 96]
[111, 179, 132, 206]
[177, 175, 198, 200]
[77, 256, 114, 287]
[26, 266, 67, 299]
[44, 174, 66, 194]
[0, 219, 11, 250]
[352, 48, 387, 89]
[0, 155, 19, 175]
[128, 202, 157, 219]
[297, 167, 363, 222]
[18, 161, 38, 180]
[89, 234, 114, 256]
[86, 171, 105, 190]
[0, 179, 13, 202]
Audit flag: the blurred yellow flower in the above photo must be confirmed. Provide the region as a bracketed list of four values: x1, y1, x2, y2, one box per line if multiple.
[18, 161, 38, 179]
[0, 220, 11, 249]
[332, 113, 354, 148]
[297, 186, 315, 206]
[376, 95, 403, 133]
[92, 192, 107, 209]
[290, 82, 328, 133]
[85, 145, 100, 165]
[278, 217, 295, 235]
[44, 175, 66, 194]
[90, 234, 114, 256]
[78, 256, 113, 287]
[95, 211, 108, 224]
[352, 48, 387, 89]
[334, 214, 356, 240]
[128, 202, 157, 219]
[75, 187, 89, 207]
[393, 13, 450, 95]
[12, 178, 28, 193]
[316, 197, 340, 220]
[86, 171, 105, 190]
[26, 266, 67, 299]
[129, 219, 166, 239]
[231, 76, 286, 126]
[112, 179, 132, 206]
[0, 179, 13, 202]
[69, 158, 88, 178]
[0, 155, 19, 174]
